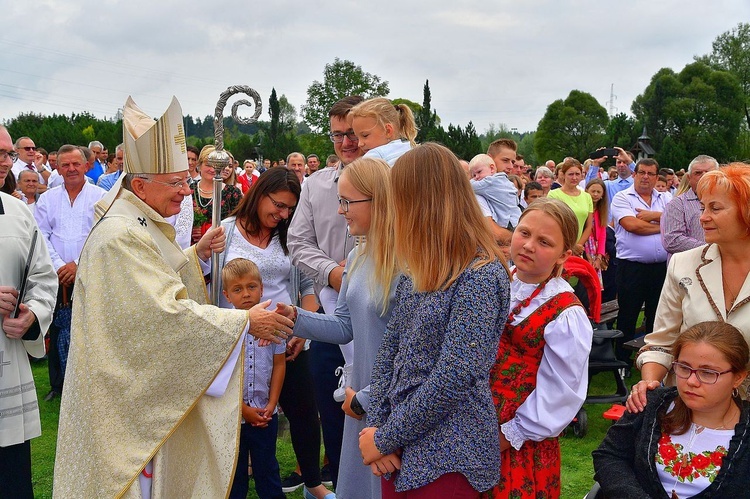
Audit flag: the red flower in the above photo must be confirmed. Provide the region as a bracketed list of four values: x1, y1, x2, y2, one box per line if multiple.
[679, 465, 694, 478]
[673, 462, 682, 475]
[692, 454, 710, 470]
[710, 451, 725, 467]
[660, 444, 678, 462]
[659, 434, 671, 445]
[200, 222, 212, 237]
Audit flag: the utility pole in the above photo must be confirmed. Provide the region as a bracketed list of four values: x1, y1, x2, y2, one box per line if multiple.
[606, 83, 618, 117]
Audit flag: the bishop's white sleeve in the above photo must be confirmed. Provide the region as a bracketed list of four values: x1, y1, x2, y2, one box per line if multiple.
[205, 324, 248, 397]
[501, 306, 593, 449]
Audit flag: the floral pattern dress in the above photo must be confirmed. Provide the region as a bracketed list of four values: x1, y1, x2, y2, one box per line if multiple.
[191, 184, 243, 243]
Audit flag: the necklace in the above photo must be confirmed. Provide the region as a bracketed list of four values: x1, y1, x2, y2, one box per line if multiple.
[194, 188, 212, 209]
[507, 272, 554, 323]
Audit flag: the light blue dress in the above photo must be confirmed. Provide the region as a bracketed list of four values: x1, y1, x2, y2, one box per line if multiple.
[294, 246, 397, 499]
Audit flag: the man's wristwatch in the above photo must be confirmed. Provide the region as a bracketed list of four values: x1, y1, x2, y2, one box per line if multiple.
[350, 393, 366, 416]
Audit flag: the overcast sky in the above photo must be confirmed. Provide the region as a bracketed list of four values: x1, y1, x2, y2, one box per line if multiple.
[2, 0, 747, 136]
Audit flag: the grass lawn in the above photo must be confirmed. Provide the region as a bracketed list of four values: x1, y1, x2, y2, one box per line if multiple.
[29, 359, 637, 498]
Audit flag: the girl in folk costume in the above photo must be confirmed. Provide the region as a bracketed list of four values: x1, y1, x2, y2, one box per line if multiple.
[483, 198, 593, 499]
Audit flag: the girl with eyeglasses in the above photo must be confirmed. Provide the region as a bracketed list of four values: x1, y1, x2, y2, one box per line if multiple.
[277, 157, 398, 499]
[594, 321, 750, 498]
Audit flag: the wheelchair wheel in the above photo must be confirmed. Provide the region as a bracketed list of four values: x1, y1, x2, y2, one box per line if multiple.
[572, 407, 588, 438]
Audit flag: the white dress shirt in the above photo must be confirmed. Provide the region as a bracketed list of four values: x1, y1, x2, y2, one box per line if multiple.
[34, 182, 106, 270]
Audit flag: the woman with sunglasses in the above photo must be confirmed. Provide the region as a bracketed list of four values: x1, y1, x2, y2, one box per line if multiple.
[594, 321, 750, 498]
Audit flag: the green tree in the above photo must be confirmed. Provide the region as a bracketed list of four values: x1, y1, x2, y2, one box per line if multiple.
[278, 94, 297, 132]
[605, 113, 640, 148]
[534, 90, 609, 163]
[517, 132, 537, 166]
[416, 80, 437, 143]
[631, 61, 743, 163]
[698, 22, 750, 128]
[302, 58, 389, 133]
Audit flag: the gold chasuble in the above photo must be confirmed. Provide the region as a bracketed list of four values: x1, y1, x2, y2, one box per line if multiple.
[53, 189, 248, 498]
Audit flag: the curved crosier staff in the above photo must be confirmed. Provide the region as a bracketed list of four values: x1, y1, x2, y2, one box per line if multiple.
[209, 86, 262, 304]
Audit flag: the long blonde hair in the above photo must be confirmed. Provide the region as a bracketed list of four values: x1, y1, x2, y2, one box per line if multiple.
[391, 143, 507, 292]
[349, 97, 418, 146]
[341, 157, 397, 314]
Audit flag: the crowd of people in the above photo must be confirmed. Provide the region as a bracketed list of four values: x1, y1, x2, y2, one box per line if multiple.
[1, 90, 750, 499]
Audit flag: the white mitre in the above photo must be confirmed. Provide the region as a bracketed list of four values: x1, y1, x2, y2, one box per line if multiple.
[96, 96, 188, 219]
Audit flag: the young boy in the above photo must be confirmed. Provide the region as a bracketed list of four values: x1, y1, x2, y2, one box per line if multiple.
[469, 153, 522, 229]
[223, 258, 286, 499]
[655, 175, 673, 202]
[522, 181, 544, 209]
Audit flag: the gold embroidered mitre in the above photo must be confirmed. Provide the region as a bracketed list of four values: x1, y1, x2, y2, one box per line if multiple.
[95, 96, 188, 220]
[123, 95, 188, 174]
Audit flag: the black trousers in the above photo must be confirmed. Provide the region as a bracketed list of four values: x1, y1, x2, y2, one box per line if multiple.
[615, 258, 667, 366]
[278, 349, 324, 489]
[0, 440, 33, 498]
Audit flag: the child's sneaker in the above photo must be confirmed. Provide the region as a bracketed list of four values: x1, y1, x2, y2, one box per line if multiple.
[333, 363, 353, 402]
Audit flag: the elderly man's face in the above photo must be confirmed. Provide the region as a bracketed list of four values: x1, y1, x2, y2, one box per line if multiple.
[139, 172, 192, 217]
[48, 153, 58, 170]
[18, 171, 39, 197]
[689, 162, 716, 193]
[115, 149, 124, 170]
[288, 155, 305, 182]
[58, 150, 88, 190]
[0, 129, 13, 187]
[15, 137, 36, 164]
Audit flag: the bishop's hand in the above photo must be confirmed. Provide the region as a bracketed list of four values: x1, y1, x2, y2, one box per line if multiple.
[248, 300, 293, 344]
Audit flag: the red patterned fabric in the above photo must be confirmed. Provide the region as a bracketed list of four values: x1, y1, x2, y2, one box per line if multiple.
[563, 256, 601, 323]
[483, 292, 580, 499]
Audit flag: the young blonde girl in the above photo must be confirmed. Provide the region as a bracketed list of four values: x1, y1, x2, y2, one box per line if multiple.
[483, 198, 593, 499]
[281, 157, 397, 499]
[348, 97, 417, 166]
[360, 143, 511, 497]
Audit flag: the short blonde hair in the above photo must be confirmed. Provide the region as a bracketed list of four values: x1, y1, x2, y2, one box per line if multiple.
[221, 258, 262, 291]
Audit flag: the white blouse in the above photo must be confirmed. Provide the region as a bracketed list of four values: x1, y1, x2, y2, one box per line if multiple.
[219, 223, 292, 309]
[501, 275, 594, 450]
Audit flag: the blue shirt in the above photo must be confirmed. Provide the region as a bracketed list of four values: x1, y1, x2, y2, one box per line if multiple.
[97, 170, 122, 191]
[86, 160, 105, 184]
[242, 334, 285, 413]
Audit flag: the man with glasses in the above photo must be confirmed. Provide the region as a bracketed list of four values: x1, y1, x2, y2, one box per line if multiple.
[610, 158, 669, 373]
[34, 145, 107, 402]
[286, 95, 364, 492]
[53, 96, 292, 498]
